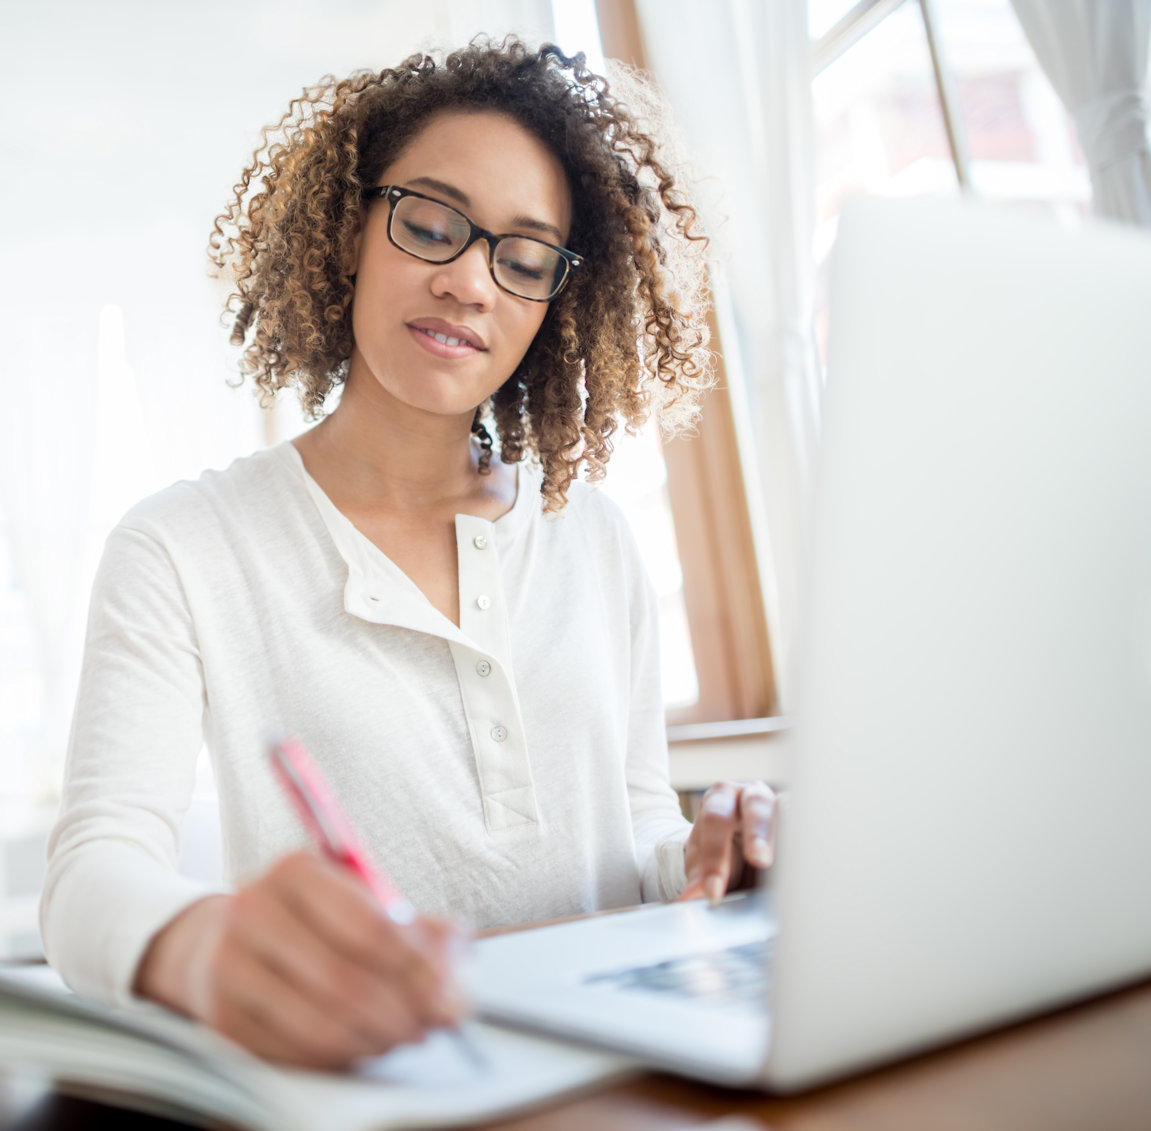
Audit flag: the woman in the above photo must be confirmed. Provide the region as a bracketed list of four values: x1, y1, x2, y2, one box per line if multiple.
[41, 38, 776, 1067]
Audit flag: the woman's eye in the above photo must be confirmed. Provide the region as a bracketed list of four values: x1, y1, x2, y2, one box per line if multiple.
[402, 220, 455, 247]
[498, 255, 547, 281]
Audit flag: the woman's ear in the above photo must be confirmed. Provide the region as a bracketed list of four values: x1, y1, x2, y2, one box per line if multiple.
[343, 207, 366, 278]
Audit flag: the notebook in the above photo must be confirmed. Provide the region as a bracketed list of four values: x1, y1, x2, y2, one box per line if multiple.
[472, 194, 1151, 1091]
[0, 962, 634, 1131]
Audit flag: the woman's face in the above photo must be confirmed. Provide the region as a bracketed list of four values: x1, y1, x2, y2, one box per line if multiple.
[348, 109, 573, 424]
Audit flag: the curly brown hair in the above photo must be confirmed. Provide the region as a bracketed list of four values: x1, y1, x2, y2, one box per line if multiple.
[210, 36, 714, 509]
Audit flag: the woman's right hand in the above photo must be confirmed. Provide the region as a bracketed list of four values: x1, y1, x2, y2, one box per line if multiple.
[133, 852, 466, 1067]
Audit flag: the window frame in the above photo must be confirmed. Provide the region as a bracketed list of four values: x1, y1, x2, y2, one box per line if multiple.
[594, 0, 780, 729]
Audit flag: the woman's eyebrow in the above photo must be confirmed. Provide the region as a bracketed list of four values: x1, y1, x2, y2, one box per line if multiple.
[407, 175, 565, 243]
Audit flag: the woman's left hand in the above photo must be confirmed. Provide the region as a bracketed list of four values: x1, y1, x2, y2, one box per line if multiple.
[679, 780, 777, 904]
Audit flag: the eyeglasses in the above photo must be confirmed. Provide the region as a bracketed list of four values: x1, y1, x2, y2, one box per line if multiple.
[362, 184, 583, 302]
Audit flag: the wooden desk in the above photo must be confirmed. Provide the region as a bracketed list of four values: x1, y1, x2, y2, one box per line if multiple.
[4, 977, 1150, 1131]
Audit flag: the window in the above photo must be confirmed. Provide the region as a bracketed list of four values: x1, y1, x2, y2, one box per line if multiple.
[811, 0, 1089, 362]
[591, 0, 1100, 761]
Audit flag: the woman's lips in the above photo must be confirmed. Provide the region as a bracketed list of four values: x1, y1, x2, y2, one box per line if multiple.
[407, 318, 487, 358]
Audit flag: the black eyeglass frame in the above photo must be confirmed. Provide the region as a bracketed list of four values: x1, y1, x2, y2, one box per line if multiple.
[362, 184, 583, 302]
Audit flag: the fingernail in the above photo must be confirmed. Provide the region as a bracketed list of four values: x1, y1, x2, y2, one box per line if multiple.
[704, 876, 724, 905]
[702, 792, 737, 818]
[746, 839, 772, 868]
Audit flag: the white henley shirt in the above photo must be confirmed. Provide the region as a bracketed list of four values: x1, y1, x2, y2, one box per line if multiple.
[41, 442, 691, 1002]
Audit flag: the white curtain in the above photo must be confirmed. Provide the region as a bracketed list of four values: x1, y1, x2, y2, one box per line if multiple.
[1011, 0, 1151, 225]
[0, 309, 100, 801]
[635, 0, 819, 707]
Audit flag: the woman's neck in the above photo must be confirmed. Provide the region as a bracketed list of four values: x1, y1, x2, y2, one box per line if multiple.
[291, 376, 503, 518]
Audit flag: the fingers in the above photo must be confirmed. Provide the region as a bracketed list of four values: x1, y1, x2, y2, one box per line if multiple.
[739, 780, 776, 870]
[197, 853, 464, 1066]
[270, 856, 461, 1025]
[223, 873, 426, 1049]
[680, 781, 777, 906]
[416, 916, 473, 1020]
[207, 939, 399, 1067]
[683, 782, 741, 905]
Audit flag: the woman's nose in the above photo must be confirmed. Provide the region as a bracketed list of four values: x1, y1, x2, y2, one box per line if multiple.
[430, 240, 499, 309]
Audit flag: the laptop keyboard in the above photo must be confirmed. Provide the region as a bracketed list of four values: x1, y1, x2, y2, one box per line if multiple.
[583, 939, 772, 1014]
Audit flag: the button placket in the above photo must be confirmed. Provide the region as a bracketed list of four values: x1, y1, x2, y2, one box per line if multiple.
[453, 514, 538, 832]
[457, 516, 506, 659]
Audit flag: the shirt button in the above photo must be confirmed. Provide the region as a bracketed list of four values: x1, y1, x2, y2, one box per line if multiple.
[476, 659, 492, 677]
[473, 534, 488, 550]
[475, 594, 492, 611]
[491, 725, 508, 743]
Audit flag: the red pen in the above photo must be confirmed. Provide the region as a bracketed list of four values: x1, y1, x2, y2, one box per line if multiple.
[266, 734, 484, 1068]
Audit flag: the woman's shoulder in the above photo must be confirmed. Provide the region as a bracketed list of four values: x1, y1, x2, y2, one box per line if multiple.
[117, 443, 303, 541]
[519, 471, 642, 563]
[524, 475, 655, 609]
[551, 475, 631, 531]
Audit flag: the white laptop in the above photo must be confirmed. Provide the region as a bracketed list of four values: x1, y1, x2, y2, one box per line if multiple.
[471, 195, 1151, 1092]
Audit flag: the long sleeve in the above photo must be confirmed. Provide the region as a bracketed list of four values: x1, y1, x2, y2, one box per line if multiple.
[620, 524, 692, 902]
[40, 523, 222, 1004]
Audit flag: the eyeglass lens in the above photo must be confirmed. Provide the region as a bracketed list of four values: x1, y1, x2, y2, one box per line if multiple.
[390, 194, 567, 301]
